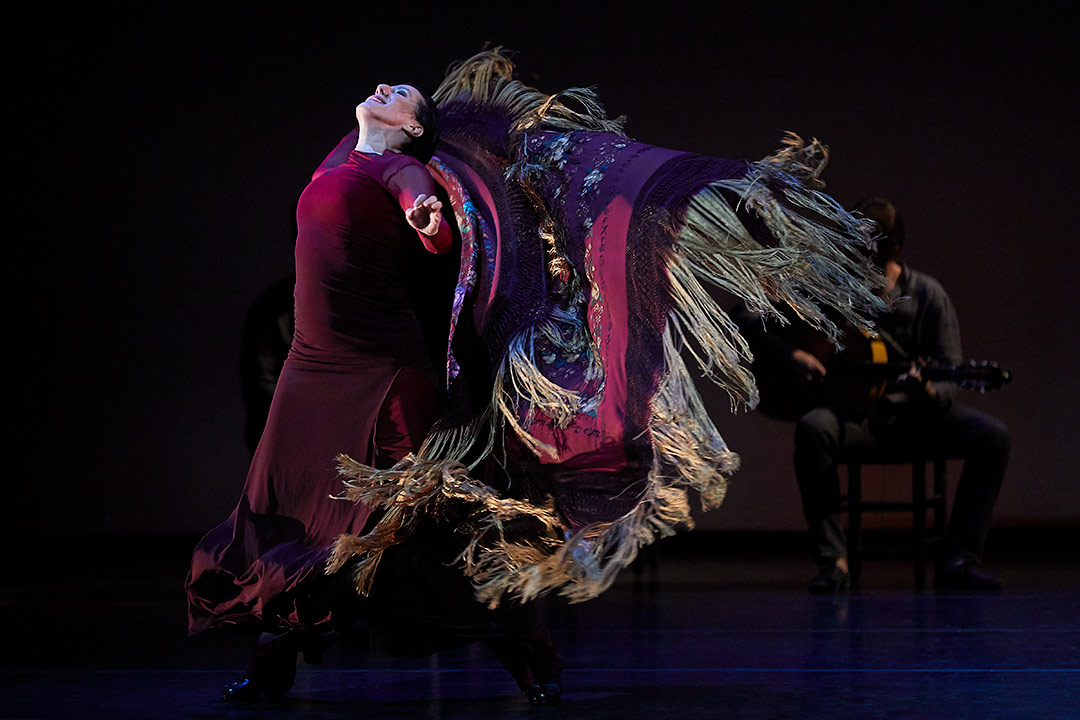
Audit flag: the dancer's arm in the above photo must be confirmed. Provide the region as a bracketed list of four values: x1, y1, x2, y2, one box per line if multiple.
[387, 162, 453, 254]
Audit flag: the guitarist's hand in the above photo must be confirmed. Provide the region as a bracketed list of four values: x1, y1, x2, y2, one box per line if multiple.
[792, 349, 827, 381]
[899, 361, 950, 411]
[898, 363, 934, 396]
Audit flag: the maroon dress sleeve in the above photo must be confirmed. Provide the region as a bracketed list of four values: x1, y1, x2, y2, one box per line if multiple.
[382, 158, 453, 255]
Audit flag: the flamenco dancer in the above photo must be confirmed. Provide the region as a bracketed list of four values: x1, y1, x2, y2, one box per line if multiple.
[189, 49, 885, 706]
[187, 80, 562, 704]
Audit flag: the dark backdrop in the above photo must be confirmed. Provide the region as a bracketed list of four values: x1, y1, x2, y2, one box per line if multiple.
[13, 3, 1078, 539]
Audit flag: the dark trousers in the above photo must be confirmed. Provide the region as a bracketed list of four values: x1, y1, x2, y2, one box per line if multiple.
[794, 403, 1010, 568]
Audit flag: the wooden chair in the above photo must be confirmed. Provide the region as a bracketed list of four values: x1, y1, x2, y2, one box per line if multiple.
[839, 450, 950, 589]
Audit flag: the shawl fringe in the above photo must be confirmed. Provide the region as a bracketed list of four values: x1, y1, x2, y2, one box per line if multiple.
[328, 452, 567, 600]
[677, 135, 884, 344]
[433, 49, 627, 142]
[327, 51, 885, 608]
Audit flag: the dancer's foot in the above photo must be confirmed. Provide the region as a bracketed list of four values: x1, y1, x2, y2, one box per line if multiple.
[221, 676, 262, 703]
[300, 629, 342, 665]
[221, 632, 297, 702]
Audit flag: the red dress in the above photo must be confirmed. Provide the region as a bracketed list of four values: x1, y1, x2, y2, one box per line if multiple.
[186, 149, 451, 633]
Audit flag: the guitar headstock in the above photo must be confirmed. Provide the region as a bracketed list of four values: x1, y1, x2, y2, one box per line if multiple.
[953, 361, 1013, 392]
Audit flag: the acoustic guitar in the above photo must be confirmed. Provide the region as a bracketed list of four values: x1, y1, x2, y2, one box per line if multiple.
[752, 321, 1012, 422]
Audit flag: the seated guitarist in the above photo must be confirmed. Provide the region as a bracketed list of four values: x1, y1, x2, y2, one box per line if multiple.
[741, 196, 1010, 593]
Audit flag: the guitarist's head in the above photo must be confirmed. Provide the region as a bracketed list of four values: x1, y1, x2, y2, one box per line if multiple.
[855, 196, 906, 268]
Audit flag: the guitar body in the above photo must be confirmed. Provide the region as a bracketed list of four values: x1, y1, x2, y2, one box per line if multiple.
[831, 329, 890, 418]
[754, 322, 890, 421]
[750, 316, 1011, 422]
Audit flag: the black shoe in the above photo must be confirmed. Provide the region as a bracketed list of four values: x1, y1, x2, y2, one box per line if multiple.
[300, 629, 342, 666]
[526, 681, 562, 706]
[808, 565, 850, 594]
[934, 561, 1003, 591]
[221, 671, 295, 702]
[221, 669, 294, 703]
[222, 676, 262, 703]
[221, 633, 298, 702]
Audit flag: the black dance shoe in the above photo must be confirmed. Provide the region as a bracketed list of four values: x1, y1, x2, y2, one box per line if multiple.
[300, 629, 342, 666]
[526, 681, 562, 705]
[221, 671, 294, 702]
[221, 632, 298, 702]
[808, 565, 850, 594]
[221, 676, 262, 703]
[220, 668, 295, 703]
[934, 561, 1003, 591]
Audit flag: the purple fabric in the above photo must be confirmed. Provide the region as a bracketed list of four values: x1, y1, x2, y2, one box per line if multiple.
[426, 126, 750, 528]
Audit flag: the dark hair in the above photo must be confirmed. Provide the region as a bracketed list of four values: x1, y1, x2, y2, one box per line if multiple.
[854, 195, 905, 264]
[400, 87, 439, 165]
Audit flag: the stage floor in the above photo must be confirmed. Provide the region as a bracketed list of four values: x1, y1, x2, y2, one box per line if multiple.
[4, 532, 1078, 719]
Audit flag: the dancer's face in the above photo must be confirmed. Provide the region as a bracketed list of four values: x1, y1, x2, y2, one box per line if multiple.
[356, 83, 425, 143]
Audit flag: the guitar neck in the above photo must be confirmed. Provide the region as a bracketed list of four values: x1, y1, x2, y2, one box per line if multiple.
[839, 360, 1011, 391]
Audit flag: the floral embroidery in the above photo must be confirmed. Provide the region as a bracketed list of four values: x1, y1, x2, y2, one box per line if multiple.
[428, 156, 484, 382]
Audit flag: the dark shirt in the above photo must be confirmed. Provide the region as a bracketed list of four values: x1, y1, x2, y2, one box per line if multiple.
[876, 264, 961, 405]
[732, 262, 963, 418]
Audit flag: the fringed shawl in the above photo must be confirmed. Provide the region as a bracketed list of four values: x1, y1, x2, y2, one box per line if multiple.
[327, 51, 885, 607]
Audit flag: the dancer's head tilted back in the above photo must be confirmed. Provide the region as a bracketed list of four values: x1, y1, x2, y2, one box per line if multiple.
[355, 83, 439, 163]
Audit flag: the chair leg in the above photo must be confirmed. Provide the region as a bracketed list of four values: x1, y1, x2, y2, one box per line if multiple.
[932, 457, 948, 569]
[847, 463, 863, 589]
[841, 456, 949, 591]
[912, 461, 927, 590]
